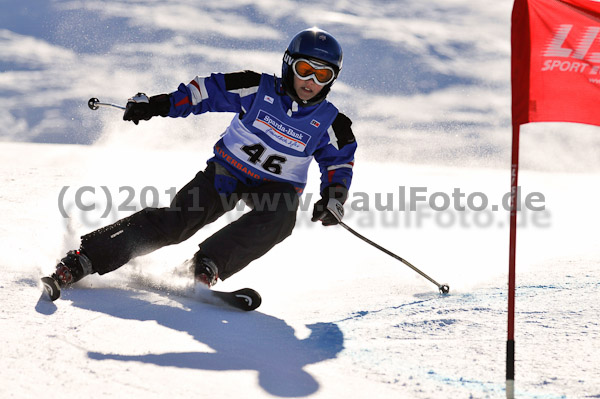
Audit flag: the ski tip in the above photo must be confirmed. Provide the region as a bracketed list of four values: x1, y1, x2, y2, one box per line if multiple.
[215, 288, 261, 311]
[235, 288, 262, 311]
[41, 276, 61, 301]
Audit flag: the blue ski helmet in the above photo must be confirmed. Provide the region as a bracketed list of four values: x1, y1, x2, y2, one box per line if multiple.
[282, 27, 343, 106]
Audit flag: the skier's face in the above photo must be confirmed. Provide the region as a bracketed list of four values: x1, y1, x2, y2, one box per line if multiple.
[293, 75, 324, 101]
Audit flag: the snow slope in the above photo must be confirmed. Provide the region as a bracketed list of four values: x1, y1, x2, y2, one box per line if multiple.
[1, 141, 599, 398]
[1, 0, 600, 398]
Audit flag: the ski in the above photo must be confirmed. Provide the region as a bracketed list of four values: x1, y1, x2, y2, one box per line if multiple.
[40, 274, 261, 311]
[209, 288, 262, 311]
[41, 276, 61, 301]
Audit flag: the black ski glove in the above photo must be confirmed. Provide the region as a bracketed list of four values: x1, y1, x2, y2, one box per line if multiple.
[123, 93, 171, 125]
[311, 185, 348, 226]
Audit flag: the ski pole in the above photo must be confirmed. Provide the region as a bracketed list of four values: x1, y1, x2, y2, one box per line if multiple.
[338, 221, 450, 294]
[88, 97, 126, 111]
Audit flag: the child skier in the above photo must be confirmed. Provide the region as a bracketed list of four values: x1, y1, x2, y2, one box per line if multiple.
[49, 27, 356, 292]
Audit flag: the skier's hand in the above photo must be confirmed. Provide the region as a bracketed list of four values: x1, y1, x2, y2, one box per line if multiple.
[312, 197, 344, 225]
[123, 93, 151, 125]
[311, 185, 348, 226]
[123, 93, 171, 125]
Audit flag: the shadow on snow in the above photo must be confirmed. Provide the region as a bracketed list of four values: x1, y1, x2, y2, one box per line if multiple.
[63, 287, 344, 398]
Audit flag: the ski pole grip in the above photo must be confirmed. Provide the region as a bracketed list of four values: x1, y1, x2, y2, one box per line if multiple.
[326, 198, 344, 222]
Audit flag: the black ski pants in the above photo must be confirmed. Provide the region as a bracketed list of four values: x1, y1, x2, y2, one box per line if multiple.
[80, 163, 299, 280]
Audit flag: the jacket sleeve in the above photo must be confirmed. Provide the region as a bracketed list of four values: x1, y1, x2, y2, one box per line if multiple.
[167, 70, 262, 118]
[313, 112, 357, 195]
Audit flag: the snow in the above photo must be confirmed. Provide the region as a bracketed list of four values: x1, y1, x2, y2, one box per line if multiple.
[1, 1, 599, 398]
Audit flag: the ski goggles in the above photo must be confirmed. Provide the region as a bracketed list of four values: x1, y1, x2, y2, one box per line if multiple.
[292, 58, 336, 86]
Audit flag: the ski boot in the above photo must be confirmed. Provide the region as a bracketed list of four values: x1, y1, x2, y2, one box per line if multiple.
[53, 250, 94, 287]
[192, 253, 219, 288]
[42, 250, 94, 301]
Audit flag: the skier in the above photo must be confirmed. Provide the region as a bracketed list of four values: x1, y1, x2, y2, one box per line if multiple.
[49, 27, 356, 292]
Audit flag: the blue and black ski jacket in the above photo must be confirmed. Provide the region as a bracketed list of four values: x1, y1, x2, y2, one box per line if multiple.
[167, 71, 356, 195]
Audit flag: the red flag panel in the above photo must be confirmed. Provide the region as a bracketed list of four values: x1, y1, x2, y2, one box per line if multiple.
[512, 0, 600, 126]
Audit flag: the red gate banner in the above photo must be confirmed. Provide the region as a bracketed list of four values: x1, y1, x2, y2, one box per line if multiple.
[512, 0, 600, 126]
